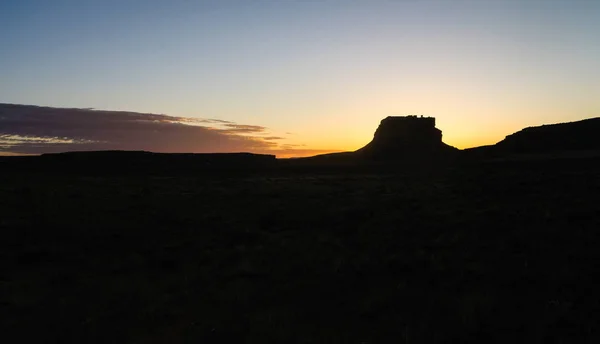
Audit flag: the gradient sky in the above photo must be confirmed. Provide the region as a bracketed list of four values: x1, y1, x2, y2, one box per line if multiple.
[1, 0, 599, 155]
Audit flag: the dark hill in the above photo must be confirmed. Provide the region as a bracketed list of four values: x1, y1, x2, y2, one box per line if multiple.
[496, 117, 600, 153]
[464, 117, 600, 160]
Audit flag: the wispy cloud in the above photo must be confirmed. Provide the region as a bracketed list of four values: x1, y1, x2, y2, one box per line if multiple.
[220, 124, 269, 134]
[208, 118, 235, 124]
[0, 103, 334, 158]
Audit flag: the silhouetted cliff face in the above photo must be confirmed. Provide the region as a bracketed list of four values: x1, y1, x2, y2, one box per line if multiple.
[356, 116, 457, 159]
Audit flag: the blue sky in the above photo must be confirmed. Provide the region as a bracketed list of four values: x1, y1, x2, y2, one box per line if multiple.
[1, 0, 599, 154]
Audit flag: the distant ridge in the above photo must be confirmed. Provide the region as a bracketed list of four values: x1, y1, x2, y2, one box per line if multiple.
[0, 150, 277, 175]
[42, 150, 274, 159]
[496, 118, 600, 153]
[41, 150, 276, 164]
[464, 117, 600, 159]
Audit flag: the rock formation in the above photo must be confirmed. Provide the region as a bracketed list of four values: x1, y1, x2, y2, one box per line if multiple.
[355, 115, 457, 159]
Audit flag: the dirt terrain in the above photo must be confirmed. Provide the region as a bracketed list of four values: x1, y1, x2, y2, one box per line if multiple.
[1, 155, 599, 343]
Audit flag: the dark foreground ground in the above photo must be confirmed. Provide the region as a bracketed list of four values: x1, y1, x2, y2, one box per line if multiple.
[1, 157, 599, 343]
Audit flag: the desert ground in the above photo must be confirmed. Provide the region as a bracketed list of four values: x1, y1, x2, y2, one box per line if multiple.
[1, 156, 599, 343]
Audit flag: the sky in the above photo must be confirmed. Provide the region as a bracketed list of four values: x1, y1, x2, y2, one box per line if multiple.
[1, 0, 599, 156]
